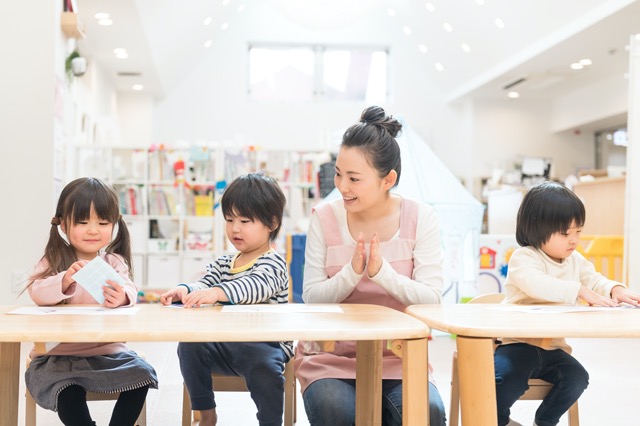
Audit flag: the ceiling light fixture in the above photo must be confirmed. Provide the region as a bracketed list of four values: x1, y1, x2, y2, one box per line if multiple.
[443, 22, 453, 32]
[238, 4, 246, 12]
[495, 18, 505, 29]
[203, 16, 212, 26]
[475, 0, 486, 5]
[418, 44, 428, 53]
[570, 63, 583, 70]
[461, 43, 471, 53]
[221, 22, 229, 31]
[387, 8, 396, 17]
[435, 62, 444, 71]
[507, 91, 519, 99]
[403, 26, 412, 36]
[94, 12, 110, 20]
[579, 59, 592, 66]
[132, 84, 144, 91]
[425, 2, 435, 12]
[204, 40, 213, 48]
[98, 19, 113, 26]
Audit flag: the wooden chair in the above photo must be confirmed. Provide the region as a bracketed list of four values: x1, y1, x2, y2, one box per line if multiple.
[25, 354, 147, 426]
[181, 360, 296, 426]
[449, 293, 579, 426]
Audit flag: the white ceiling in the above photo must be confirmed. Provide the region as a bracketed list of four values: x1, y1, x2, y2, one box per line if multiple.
[75, 0, 640, 104]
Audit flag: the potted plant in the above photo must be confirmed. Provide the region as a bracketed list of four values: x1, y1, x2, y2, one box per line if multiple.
[65, 50, 87, 80]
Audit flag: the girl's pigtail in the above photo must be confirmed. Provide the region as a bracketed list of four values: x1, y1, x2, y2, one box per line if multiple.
[107, 216, 133, 278]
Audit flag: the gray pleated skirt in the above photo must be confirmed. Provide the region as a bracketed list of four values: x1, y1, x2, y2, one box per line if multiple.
[25, 350, 159, 411]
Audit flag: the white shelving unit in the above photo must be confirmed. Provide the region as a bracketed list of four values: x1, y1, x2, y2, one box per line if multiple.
[74, 143, 333, 289]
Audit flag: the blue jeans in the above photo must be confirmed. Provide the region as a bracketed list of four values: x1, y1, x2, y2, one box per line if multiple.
[178, 342, 288, 426]
[302, 378, 446, 426]
[494, 343, 589, 426]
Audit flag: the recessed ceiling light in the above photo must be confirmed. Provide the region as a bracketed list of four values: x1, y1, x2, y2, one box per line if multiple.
[435, 62, 444, 72]
[570, 63, 583, 70]
[203, 16, 212, 26]
[132, 84, 144, 91]
[507, 91, 519, 99]
[403, 26, 412, 36]
[475, 0, 485, 5]
[221, 22, 229, 30]
[204, 40, 213, 48]
[425, 2, 435, 12]
[495, 18, 505, 29]
[579, 59, 592, 66]
[94, 12, 110, 20]
[222, 0, 231, 5]
[113, 48, 127, 55]
[387, 8, 396, 17]
[98, 18, 113, 26]
[238, 4, 246, 12]
[115, 52, 128, 59]
[418, 44, 428, 53]
[443, 22, 453, 32]
[461, 43, 471, 53]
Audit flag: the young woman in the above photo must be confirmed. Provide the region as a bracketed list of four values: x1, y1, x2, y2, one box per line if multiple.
[295, 106, 447, 426]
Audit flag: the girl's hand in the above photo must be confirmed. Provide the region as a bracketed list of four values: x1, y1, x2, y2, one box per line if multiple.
[367, 233, 382, 277]
[62, 260, 88, 292]
[351, 232, 367, 275]
[103, 280, 127, 308]
[182, 288, 220, 308]
[611, 286, 640, 306]
[159, 286, 188, 305]
[578, 286, 619, 307]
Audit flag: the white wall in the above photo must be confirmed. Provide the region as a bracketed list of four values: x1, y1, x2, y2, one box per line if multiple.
[471, 99, 595, 180]
[151, 2, 452, 154]
[551, 73, 629, 132]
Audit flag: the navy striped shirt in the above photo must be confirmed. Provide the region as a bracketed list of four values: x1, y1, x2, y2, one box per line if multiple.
[185, 249, 293, 358]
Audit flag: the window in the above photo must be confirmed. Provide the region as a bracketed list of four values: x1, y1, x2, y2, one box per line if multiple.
[249, 45, 388, 103]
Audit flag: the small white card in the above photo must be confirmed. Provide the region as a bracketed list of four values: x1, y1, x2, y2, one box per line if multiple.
[72, 257, 125, 304]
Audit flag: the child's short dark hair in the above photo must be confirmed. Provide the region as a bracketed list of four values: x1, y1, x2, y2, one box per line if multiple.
[516, 181, 585, 248]
[221, 173, 286, 241]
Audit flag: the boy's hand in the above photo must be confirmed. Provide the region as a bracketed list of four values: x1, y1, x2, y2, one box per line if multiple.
[182, 288, 221, 308]
[103, 280, 127, 308]
[160, 286, 188, 305]
[611, 286, 640, 306]
[578, 286, 619, 307]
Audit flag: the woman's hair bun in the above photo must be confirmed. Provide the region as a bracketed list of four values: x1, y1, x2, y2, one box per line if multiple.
[360, 106, 402, 138]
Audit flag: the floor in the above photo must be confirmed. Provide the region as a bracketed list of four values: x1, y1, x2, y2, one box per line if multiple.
[18, 336, 640, 425]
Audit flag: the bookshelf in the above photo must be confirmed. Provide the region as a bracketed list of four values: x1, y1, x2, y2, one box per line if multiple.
[74, 143, 332, 289]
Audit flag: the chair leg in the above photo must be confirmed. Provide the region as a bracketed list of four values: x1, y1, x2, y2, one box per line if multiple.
[25, 389, 37, 426]
[284, 362, 295, 426]
[449, 352, 460, 426]
[567, 401, 579, 426]
[182, 384, 193, 426]
[135, 398, 147, 426]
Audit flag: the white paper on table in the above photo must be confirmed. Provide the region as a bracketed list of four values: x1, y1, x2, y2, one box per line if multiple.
[71, 257, 126, 304]
[493, 305, 637, 314]
[6, 306, 140, 316]
[221, 305, 344, 313]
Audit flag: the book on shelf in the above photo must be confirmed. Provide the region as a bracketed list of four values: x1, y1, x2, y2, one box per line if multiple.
[117, 185, 142, 215]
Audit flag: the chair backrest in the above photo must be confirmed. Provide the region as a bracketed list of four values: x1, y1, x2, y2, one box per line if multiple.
[576, 235, 624, 282]
[468, 293, 505, 304]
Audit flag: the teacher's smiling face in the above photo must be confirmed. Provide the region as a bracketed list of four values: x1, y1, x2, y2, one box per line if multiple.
[333, 146, 395, 213]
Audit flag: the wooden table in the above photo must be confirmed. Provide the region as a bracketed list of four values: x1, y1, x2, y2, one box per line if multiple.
[406, 303, 640, 426]
[0, 303, 429, 426]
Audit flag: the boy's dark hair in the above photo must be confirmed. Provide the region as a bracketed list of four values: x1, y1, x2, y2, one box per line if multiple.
[342, 105, 402, 186]
[516, 181, 585, 248]
[31, 177, 132, 284]
[221, 173, 286, 241]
